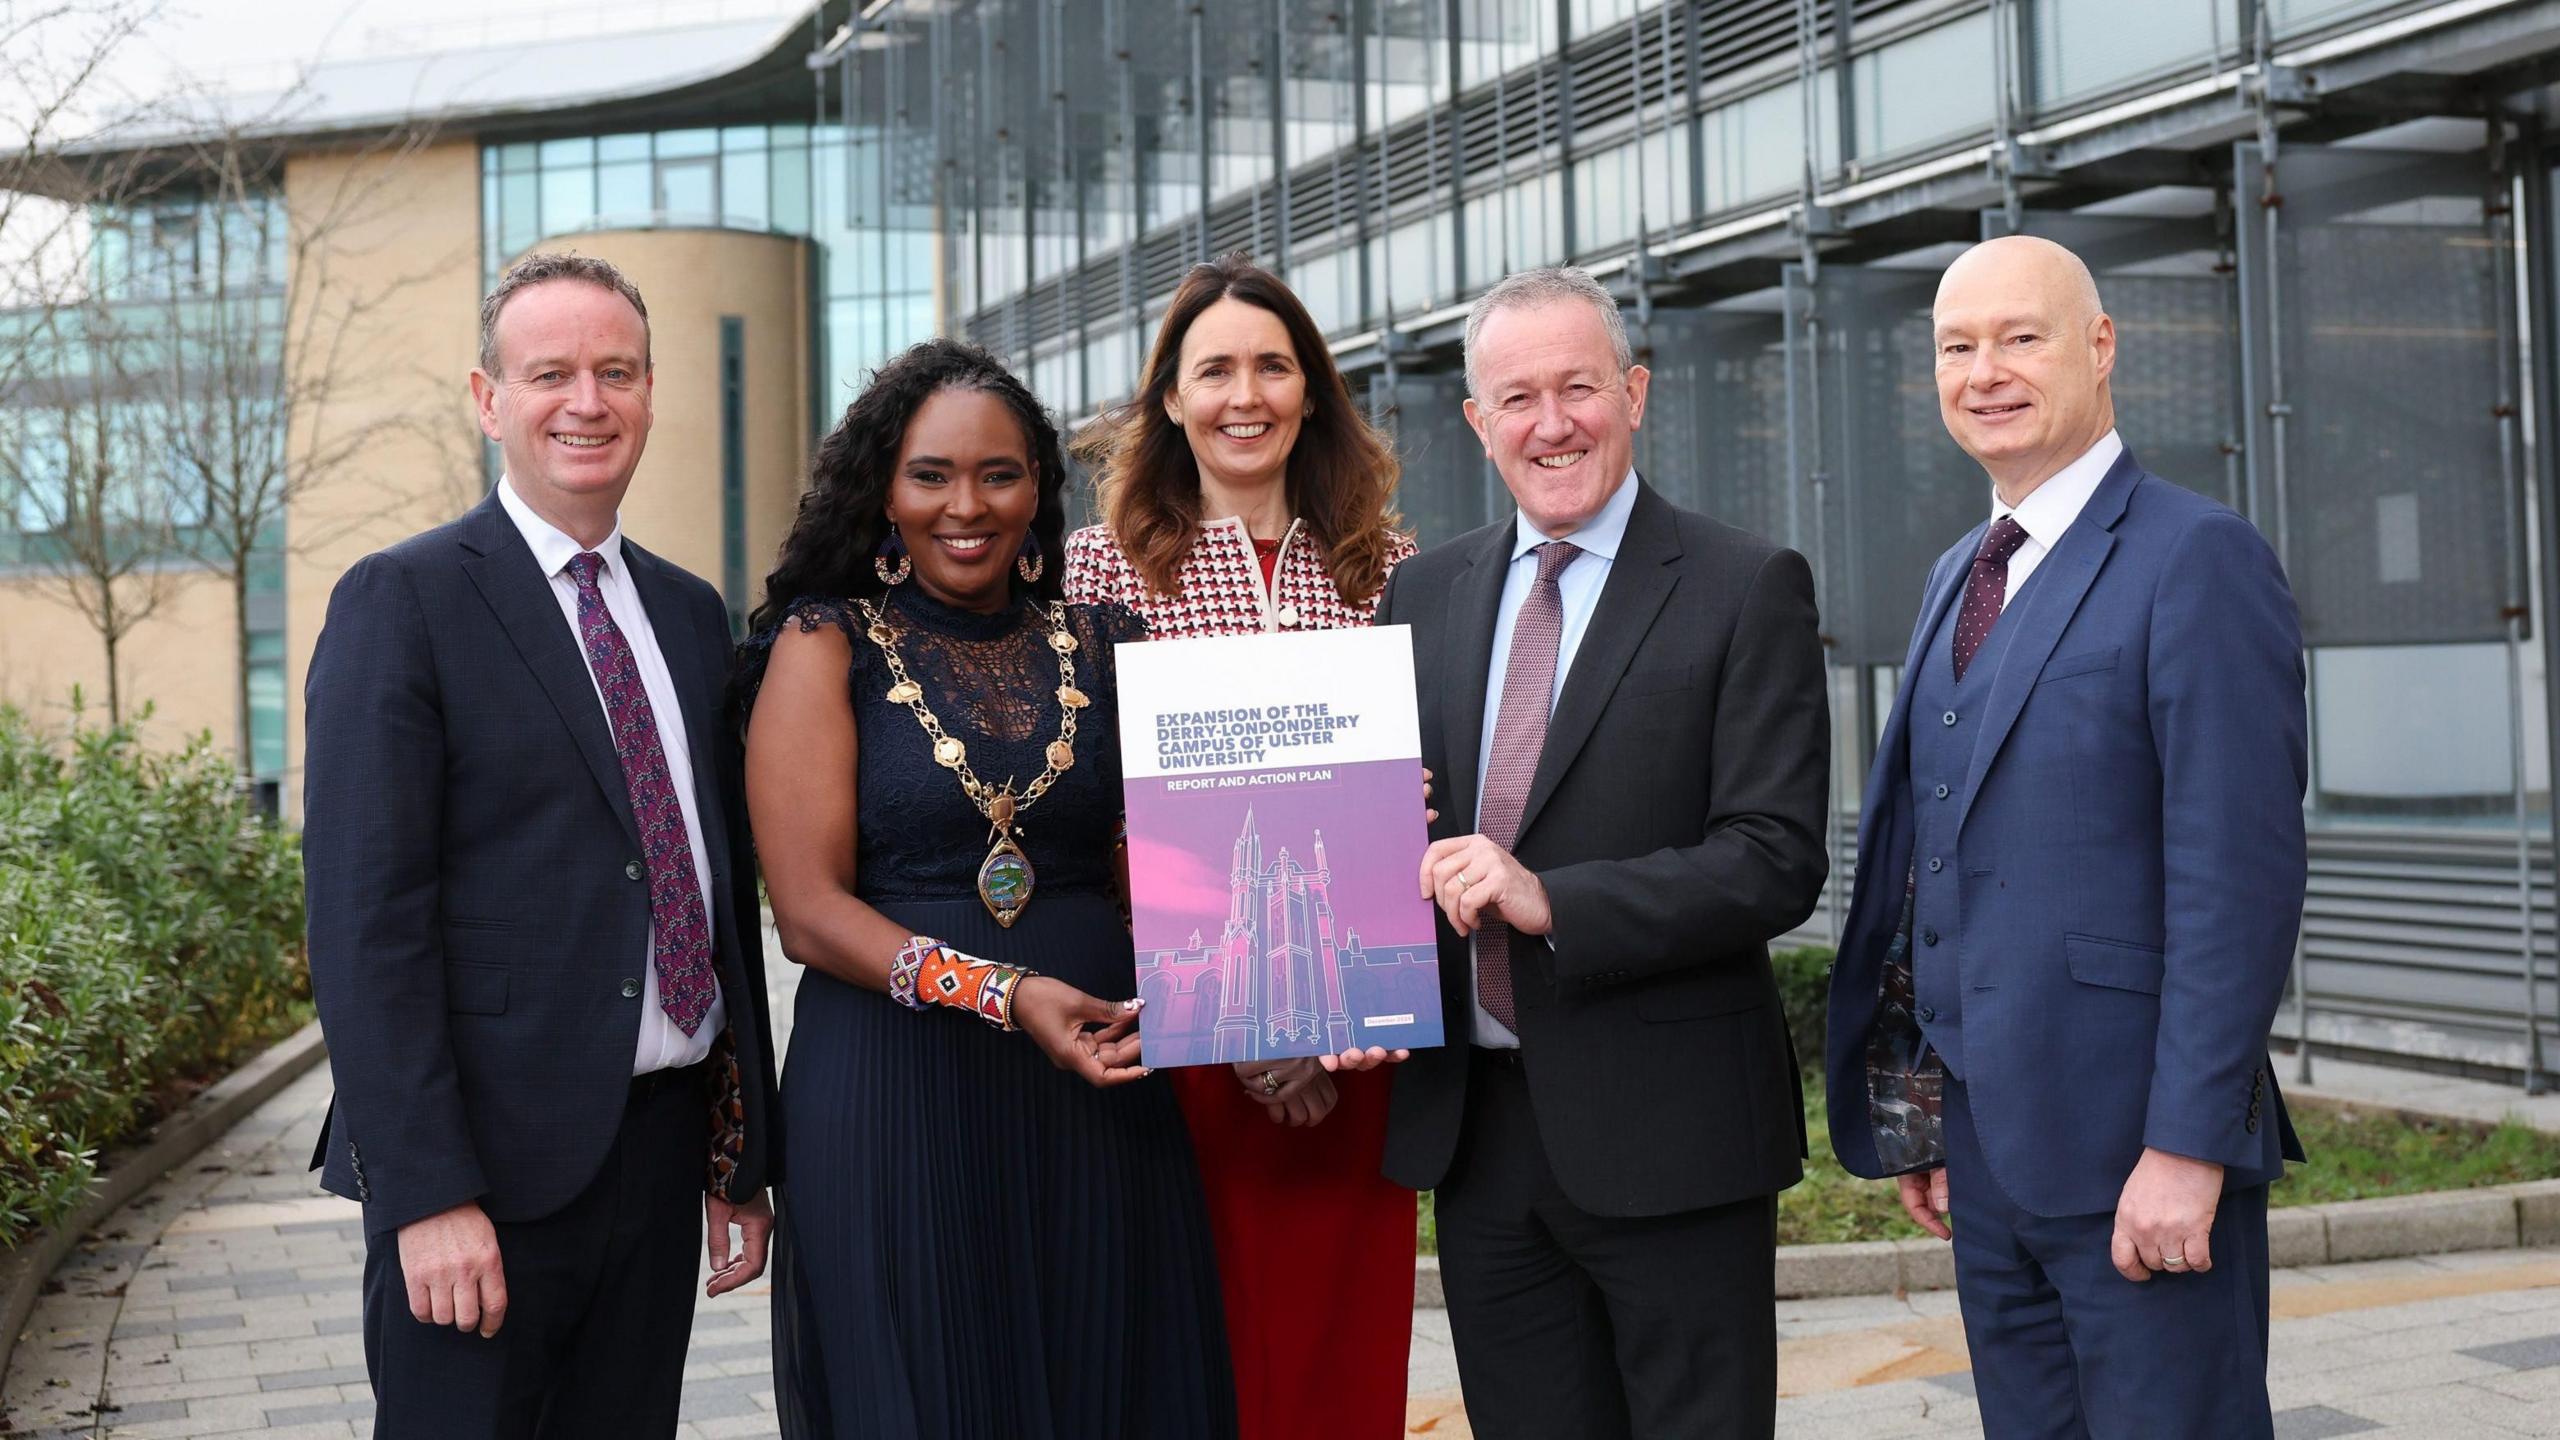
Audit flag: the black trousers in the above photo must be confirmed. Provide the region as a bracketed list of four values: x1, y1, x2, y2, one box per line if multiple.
[362, 1065, 706, 1440]
[1436, 1051, 1779, 1440]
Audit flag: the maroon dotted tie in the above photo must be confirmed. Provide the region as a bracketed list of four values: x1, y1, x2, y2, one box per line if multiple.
[1475, 540, 1581, 1033]
[1952, 517, 2031, 683]
[566, 552, 718, 1035]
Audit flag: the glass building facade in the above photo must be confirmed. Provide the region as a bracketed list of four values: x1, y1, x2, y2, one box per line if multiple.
[797, 0, 2560, 1080]
[0, 184, 290, 778]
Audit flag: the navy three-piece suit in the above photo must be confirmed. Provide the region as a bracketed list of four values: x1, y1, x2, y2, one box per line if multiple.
[1827, 448, 2308, 1438]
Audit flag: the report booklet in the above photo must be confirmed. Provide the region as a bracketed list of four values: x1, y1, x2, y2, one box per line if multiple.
[1115, 625, 1446, 1067]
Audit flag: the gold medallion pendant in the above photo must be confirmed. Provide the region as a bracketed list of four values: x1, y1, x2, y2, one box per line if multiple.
[855, 596, 1083, 928]
[978, 832, 1035, 926]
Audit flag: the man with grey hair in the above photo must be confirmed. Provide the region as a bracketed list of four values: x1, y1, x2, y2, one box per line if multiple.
[305, 251, 780, 1435]
[1376, 264, 1829, 1435]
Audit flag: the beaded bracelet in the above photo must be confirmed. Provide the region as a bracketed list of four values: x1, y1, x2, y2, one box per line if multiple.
[890, 936, 1032, 1031]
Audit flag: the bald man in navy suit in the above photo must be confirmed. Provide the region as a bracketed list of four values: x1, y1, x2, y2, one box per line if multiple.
[1826, 236, 2308, 1439]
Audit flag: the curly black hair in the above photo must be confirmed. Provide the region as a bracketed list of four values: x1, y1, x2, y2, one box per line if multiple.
[745, 337, 1068, 642]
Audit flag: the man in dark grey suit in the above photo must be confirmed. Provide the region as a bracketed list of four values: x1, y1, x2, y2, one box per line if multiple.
[1376, 266, 1830, 1438]
[304, 252, 779, 1437]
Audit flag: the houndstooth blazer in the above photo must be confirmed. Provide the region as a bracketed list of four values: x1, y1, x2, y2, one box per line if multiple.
[1063, 516, 1417, 637]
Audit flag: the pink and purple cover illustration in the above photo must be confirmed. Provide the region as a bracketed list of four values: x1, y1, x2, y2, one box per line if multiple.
[1116, 628, 1444, 1066]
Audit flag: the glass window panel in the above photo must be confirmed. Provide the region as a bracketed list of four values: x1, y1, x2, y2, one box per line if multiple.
[497, 141, 537, 172]
[2265, 0, 2400, 37]
[771, 123, 810, 148]
[597, 133, 651, 162]
[656, 128, 719, 159]
[540, 164, 596, 239]
[482, 172, 501, 275]
[2030, 0, 2226, 112]
[1700, 82, 1824, 214]
[657, 157, 719, 223]
[537, 136, 593, 166]
[1850, 13, 1995, 160]
[596, 161, 651, 224]
[2311, 643, 2542, 820]
[1569, 0, 1643, 38]
[723, 147, 770, 228]
[770, 145, 813, 235]
[722, 126, 769, 152]
[498, 170, 539, 260]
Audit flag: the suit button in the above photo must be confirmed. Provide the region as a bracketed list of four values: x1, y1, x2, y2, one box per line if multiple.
[1919, 1006, 1938, 1023]
[1927, 858, 1944, 873]
[1942, 711, 1958, 727]
[620, 978, 642, 998]
[1935, 784, 1950, 800]
[1921, 928, 1939, 946]
[624, 860, 645, 881]
[1275, 603, 1300, 626]
[2246, 1118, 2260, 1134]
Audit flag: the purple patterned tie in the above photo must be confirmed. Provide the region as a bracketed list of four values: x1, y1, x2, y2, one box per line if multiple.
[1952, 516, 2031, 682]
[566, 552, 716, 1035]
[1475, 540, 1581, 1033]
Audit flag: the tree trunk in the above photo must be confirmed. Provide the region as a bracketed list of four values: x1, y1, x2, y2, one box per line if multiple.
[233, 563, 254, 775]
[102, 626, 122, 725]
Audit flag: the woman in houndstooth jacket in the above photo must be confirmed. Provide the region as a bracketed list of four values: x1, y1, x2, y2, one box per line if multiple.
[1067, 254, 1418, 1440]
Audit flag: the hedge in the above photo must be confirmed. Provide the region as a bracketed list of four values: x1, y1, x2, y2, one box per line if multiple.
[0, 702, 306, 1248]
[1772, 943, 1833, 1067]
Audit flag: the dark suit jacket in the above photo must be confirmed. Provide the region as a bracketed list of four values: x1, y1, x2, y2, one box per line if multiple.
[1824, 451, 2308, 1218]
[302, 493, 780, 1235]
[1377, 479, 1831, 1218]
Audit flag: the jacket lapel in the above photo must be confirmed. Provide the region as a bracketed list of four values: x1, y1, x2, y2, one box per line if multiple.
[1441, 521, 1513, 837]
[1907, 526, 1983, 675]
[458, 496, 644, 853]
[1953, 453, 2140, 830]
[1515, 482, 1679, 844]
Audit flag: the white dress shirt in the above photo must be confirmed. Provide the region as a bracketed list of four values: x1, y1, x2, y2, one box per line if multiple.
[1467, 468, 1641, 1047]
[1994, 429, 2122, 604]
[497, 477, 725, 1074]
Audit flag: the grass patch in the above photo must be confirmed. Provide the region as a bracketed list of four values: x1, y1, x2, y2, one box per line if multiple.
[1416, 1079, 2560, 1254]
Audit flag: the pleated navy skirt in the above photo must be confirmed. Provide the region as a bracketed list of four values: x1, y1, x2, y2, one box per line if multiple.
[771, 889, 1237, 1440]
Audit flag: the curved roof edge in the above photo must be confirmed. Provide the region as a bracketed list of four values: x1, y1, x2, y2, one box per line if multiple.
[68, 2, 844, 161]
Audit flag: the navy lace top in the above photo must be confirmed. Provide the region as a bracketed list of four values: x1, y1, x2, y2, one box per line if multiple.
[738, 588, 1147, 905]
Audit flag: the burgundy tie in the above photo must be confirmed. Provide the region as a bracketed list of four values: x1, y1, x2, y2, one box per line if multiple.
[566, 552, 718, 1035]
[1952, 516, 2032, 682]
[1475, 540, 1582, 1033]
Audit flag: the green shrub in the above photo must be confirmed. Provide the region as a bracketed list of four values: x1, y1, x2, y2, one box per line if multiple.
[1771, 944, 1834, 1067]
[0, 701, 307, 1247]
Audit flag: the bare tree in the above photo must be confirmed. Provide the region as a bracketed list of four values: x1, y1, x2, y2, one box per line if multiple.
[0, 0, 178, 724]
[0, 293, 184, 724]
[133, 105, 454, 774]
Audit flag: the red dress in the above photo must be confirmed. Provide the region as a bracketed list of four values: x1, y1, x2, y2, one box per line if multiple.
[1166, 536, 1418, 1439]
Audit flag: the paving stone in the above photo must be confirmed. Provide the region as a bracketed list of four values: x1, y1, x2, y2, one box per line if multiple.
[2459, 1332, 2560, 1371]
[112, 1314, 248, 1339]
[260, 1399, 376, 1426]
[256, 1365, 371, 1391]
[2273, 1404, 2382, 1439]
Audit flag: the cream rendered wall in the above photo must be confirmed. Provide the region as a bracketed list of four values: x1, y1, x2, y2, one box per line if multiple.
[513, 228, 812, 617]
[0, 570, 238, 746]
[280, 139, 487, 822]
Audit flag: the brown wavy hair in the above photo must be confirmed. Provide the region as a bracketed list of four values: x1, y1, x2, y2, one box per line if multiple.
[1074, 254, 1405, 604]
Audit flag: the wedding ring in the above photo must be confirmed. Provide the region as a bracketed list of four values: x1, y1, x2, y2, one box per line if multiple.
[1260, 1070, 1283, 1096]
[2162, 1253, 2188, 1269]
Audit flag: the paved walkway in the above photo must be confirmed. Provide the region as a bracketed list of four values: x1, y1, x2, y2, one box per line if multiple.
[10, 942, 2560, 1436]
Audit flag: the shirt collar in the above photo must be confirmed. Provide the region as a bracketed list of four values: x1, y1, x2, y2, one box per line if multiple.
[1994, 429, 2121, 552]
[1512, 467, 1640, 564]
[497, 475, 626, 581]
